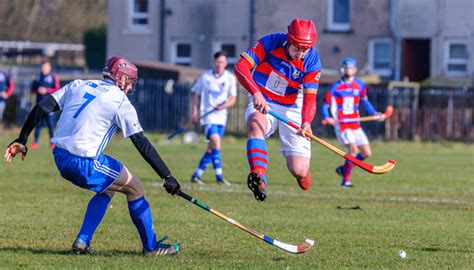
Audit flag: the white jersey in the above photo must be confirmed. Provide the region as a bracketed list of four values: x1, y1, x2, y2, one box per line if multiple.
[51, 79, 143, 158]
[191, 69, 237, 126]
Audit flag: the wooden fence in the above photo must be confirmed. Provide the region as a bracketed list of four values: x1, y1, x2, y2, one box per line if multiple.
[5, 78, 473, 142]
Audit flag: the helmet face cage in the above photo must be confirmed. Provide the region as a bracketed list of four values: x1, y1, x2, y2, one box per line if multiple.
[103, 56, 138, 91]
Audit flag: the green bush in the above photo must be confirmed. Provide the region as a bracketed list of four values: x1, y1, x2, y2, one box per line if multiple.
[83, 26, 106, 70]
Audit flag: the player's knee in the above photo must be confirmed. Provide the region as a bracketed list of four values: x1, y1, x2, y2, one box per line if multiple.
[364, 151, 372, 158]
[247, 119, 265, 137]
[103, 189, 116, 199]
[126, 176, 145, 198]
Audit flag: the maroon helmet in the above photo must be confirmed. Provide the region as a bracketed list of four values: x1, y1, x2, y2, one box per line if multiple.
[102, 56, 138, 84]
[287, 19, 318, 48]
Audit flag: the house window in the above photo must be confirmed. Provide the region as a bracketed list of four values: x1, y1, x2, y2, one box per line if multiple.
[445, 39, 468, 76]
[129, 0, 149, 29]
[213, 42, 237, 68]
[368, 38, 393, 76]
[327, 0, 350, 31]
[172, 42, 192, 66]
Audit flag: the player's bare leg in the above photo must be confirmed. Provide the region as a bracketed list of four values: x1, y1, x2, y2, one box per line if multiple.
[108, 165, 144, 200]
[358, 144, 372, 159]
[286, 155, 311, 190]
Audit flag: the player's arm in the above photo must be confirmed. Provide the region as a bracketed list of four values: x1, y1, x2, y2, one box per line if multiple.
[4, 95, 60, 162]
[129, 132, 180, 195]
[5, 78, 14, 97]
[359, 87, 377, 116]
[234, 57, 267, 113]
[234, 57, 259, 95]
[300, 62, 322, 135]
[191, 93, 200, 123]
[47, 74, 61, 94]
[321, 88, 336, 125]
[218, 95, 236, 110]
[217, 75, 238, 110]
[360, 97, 376, 115]
[302, 87, 318, 125]
[234, 36, 275, 114]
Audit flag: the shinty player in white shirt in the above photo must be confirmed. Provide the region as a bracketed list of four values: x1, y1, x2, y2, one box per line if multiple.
[4, 56, 182, 256]
[190, 51, 237, 185]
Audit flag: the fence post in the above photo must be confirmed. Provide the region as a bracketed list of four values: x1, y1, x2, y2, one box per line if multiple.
[411, 87, 420, 141]
[388, 78, 420, 141]
[446, 92, 454, 139]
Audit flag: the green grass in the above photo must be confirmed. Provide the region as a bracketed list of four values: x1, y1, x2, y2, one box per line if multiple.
[0, 132, 473, 269]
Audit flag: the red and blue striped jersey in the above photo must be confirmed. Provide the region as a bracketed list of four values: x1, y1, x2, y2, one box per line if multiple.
[324, 78, 368, 130]
[241, 33, 321, 107]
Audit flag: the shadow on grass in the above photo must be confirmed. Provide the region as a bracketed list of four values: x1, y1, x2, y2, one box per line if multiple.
[0, 246, 140, 257]
[336, 205, 363, 210]
[417, 247, 473, 253]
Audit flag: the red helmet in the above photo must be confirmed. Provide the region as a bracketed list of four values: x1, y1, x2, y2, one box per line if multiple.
[102, 56, 138, 84]
[287, 19, 317, 48]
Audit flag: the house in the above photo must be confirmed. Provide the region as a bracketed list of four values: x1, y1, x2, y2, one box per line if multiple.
[107, 0, 473, 84]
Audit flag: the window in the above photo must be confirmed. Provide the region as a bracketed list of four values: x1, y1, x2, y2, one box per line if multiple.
[213, 42, 237, 68]
[172, 41, 192, 66]
[445, 39, 468, 76]
[327, 0, 350, 31]
[368, 38, 393, 76]
[129, 0, 149, 29]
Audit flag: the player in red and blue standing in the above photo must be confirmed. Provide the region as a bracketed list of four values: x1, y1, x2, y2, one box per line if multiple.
[0, 64, 15, 134]
[321, 57, 385, 188]
[234, 19, 321, 201]
[30, 60, 60, 149]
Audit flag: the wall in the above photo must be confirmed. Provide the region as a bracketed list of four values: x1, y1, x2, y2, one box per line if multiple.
[107, 0, 160, 61]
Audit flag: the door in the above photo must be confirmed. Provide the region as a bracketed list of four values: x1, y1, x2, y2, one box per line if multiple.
[402, 39, 430, 81]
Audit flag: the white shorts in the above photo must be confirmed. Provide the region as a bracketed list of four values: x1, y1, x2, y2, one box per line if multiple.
[335, 127, 369, 146]
[245, 100, 311, 158]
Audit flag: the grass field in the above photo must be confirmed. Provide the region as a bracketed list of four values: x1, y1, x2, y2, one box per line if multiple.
[0, 132, 473, 269]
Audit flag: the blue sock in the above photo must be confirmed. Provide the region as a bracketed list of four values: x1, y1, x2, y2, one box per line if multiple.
[34, 124, 41, 143]
[247, 138, 268, 185]
[128, 196, 157, 252]
[211, 149, 223, 181]
[192, 151, 212, 179]
[356, 153, 365, 161]
[76, 193, 111, 245]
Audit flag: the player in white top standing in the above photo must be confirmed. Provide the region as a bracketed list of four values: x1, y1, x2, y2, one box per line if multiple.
[4, 56, 182, 256]
[190, 51, 237, 185]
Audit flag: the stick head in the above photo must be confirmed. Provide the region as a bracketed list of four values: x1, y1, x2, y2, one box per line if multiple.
[296, 239, 315, 254]
[384, 105, 394, 118]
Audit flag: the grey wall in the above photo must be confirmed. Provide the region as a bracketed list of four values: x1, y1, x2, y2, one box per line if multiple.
[162, 0, 251, 68]
[107, 0, 472, 81]
[107, 0, 160, 61]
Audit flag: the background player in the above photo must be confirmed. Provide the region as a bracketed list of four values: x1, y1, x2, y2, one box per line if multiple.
[4, 56, 182, 256]
[321, 57, 385, 188]
[0, 64, 14, 135]
[30, 60, 60, 149]
[234, 18, 321, 201]
[190, 51, 237, 186]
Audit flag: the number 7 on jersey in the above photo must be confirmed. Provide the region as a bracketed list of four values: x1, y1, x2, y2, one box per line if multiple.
[73, 92, 96, 118]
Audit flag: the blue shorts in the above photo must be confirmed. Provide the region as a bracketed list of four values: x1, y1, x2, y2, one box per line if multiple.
[204, 124, 225, 139]
[53, 147, 123, 193]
